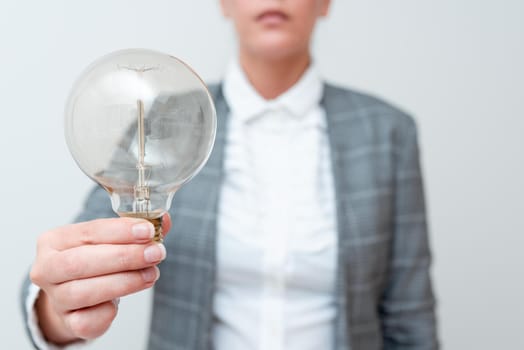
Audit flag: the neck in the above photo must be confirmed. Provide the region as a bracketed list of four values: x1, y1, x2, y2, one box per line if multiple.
[239, 50, 311, 100]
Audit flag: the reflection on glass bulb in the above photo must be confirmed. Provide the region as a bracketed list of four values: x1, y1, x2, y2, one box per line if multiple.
[64, 49, 217, 241]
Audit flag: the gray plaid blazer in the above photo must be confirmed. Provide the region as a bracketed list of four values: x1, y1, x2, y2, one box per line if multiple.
[23, 83, 438, 350]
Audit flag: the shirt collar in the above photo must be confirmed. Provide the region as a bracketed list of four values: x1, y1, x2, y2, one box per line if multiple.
[223, 59, 324, 123]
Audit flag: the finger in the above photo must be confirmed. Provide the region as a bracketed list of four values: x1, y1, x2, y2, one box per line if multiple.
[45, 243, 166, 284]
[43, 218, 156, 251]
[64, 300, 118, 340]
[54, 266, 160, 312]
[161, 213, 172, 238]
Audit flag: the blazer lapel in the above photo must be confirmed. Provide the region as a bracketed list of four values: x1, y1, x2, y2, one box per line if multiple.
[195, 84, 229, 349]
[323, 83, 357, 350]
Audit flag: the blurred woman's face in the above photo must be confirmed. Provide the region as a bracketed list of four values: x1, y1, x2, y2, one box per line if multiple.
[220, 0, 330, 61]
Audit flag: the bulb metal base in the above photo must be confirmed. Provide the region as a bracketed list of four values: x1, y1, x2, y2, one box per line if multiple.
[149, 216, 164, 243]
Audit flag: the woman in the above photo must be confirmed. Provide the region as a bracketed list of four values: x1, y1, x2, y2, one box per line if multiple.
[24, 1, 438, 349]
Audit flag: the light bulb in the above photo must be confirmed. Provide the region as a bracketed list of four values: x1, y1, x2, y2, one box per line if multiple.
[64, 49, 217, 242]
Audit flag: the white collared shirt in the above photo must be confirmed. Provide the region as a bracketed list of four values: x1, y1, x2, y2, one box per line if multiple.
[213, 60, 338, 350]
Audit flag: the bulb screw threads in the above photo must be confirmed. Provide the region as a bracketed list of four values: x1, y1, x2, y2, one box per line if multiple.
[150, 216, 163, 243]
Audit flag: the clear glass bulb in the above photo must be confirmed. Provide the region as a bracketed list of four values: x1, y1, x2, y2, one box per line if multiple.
[64, 49, 216, 241]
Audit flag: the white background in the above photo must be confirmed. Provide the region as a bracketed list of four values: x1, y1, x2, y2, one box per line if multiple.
[1, 0, 523, 349]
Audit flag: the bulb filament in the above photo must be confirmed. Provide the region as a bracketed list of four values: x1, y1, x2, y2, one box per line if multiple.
[134, 98, 150, 212]
[118, 64, 159, 215]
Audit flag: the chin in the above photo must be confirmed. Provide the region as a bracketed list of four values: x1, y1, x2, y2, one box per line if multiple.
[246, 36, 307, 62]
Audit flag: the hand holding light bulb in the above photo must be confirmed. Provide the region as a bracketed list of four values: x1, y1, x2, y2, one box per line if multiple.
[30, 49, 216, 345]
[30, 216, 171, 343]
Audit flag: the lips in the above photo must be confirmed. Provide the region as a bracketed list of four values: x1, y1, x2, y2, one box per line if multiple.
[256, 10, 289, 25]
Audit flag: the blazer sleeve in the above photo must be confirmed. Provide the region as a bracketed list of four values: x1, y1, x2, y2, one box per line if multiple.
[379, 118, 439, 349]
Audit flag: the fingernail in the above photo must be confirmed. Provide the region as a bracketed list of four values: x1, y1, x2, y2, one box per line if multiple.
[144, 244, 166, 263]
[141, 266, 159, 283]
[132, 222, 154, 240]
